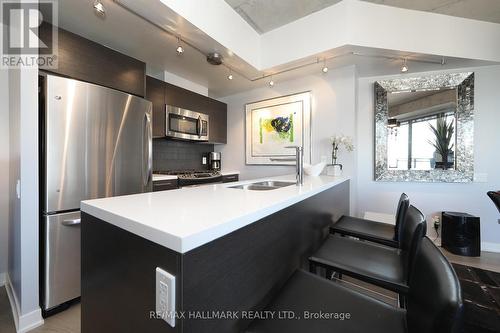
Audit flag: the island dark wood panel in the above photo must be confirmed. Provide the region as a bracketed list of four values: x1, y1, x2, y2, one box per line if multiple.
[81, 180, 349, 333]
[81, 212, 183, 333]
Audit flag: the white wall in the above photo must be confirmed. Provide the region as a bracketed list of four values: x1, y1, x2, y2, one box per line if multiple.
[356, 65, 500, 249]
[7, 65, 43, 331]
[0, 69, 9, 284]
[146, 65, 209, 97]
[163, 71, 209, 97]
[217, 65, 358, 212]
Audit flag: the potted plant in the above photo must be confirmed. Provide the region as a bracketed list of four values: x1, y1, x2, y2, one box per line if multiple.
[328, 135, 354, 176]
[428, 117, 454, 169]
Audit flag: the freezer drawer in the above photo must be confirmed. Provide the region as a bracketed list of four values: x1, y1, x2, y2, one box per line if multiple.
[42, 211, 81, 310]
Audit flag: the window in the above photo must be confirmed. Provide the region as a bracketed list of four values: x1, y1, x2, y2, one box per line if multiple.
[387, 112, 456, 170]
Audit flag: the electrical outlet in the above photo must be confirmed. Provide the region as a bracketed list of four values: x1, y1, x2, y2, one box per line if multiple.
[156, 267, 176, 328]
[433, 215, 440, 230]
[202, 156, 207, 165]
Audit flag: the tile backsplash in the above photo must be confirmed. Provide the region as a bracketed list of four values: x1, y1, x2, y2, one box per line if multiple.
[153, 139, 214, 171]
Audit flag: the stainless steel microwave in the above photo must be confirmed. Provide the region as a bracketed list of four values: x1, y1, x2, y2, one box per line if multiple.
[166, 105, 209, 141]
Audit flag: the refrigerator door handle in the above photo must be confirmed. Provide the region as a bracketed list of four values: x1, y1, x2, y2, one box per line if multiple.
[143, 112, 153, 187]
[62, 218, 81, 226]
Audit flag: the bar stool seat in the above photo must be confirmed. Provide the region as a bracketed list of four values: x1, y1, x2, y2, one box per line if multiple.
[245, 270, 406, 333]
[310, 234, 408, 293]
[331, 216, 398, 247]
[310, 205, 426, 296]
[245, 237, 463, 333]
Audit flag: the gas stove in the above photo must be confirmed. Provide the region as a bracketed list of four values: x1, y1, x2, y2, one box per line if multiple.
[154, 170, 222, 186]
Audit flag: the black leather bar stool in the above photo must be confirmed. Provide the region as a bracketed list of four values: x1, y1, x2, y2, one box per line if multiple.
[487, 191, 500, 213]
[245, 237, 463, 333]
[309, 205, 426, 296]
[330, 193, 409, 248]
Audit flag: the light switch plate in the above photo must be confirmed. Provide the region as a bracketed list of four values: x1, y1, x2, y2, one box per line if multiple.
[474, 173, 488, 182]
[202, 156, 207, 165]
[156, 267, 176, 327]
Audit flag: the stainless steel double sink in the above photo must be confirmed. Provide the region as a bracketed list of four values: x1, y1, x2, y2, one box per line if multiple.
[228, 180, 296, 191]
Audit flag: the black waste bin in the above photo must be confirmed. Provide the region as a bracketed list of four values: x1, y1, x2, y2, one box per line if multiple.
[442, 211, 480, 257]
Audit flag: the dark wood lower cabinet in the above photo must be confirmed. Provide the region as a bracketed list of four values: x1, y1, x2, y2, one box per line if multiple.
[82, 181, 350, 333]
[222, 174, 239, 183]
[153, 179, 179, 191]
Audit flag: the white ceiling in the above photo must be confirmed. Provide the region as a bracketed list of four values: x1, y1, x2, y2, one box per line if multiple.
[362, 0, 500, 24]
[224, 0, 341, 33]
[47, 0, 498, 98]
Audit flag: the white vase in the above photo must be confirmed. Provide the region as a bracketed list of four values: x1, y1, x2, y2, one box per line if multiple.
[326, 164, 343, 177]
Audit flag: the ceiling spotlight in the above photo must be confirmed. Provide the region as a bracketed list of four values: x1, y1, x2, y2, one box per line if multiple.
[322, 59, 328, 73]
[401, 58, 408, 73]
[93, 1, 105, 15]
[227, 68, 233, 80]
[176, 37, 184, 55]
[269, 77, 274, 87]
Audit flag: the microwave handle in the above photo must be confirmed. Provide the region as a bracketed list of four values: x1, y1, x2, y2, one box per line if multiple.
[197, 116, 202, 138]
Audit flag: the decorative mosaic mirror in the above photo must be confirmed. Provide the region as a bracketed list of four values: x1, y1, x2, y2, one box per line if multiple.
[374, 72, 474, 182]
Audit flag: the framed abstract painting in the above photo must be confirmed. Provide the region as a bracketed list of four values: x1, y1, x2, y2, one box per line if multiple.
[245, 91, 311, 165]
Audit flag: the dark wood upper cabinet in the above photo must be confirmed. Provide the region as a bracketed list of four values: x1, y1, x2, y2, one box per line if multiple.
[146, 76, 227, 144]
[206, 98, 228, 144]
[146, 76, 167, 138]
[39, 22, 146, 97]
[165, 83, 207, 113]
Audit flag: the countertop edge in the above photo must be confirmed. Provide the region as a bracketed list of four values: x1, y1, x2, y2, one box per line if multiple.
[81, 176, 349, 254]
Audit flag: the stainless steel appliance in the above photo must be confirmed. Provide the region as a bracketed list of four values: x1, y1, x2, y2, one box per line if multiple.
[40, 74, 152, 314]
[154, 170, 222, 187]
[208, 152, 221, 171]
[166, 105, 209, 141]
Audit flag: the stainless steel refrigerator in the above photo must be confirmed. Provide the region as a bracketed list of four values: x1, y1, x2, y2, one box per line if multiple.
[41, 74, 152, 313]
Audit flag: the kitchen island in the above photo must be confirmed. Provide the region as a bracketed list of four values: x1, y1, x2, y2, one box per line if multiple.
[81, 175, 350, 333]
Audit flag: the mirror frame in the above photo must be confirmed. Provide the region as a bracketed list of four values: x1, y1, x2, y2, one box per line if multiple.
[374, 72, 474, 182]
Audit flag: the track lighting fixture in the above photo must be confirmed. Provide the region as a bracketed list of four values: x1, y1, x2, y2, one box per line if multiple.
[269, 77, 274, 87]
[401, 58, 408, 73]
[322, 59, 328, 73]
[176, 37, 184, 55]
[93, 1, 105, 15]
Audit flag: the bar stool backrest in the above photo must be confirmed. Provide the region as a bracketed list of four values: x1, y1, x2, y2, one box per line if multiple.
[394, 193, 410, 243]
[487, 191, 500, 214]
[407, 237, 463, 333]
[399, 205, 426, 282]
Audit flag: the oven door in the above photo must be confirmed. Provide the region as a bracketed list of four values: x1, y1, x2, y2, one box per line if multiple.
[166, 106, 209, 141]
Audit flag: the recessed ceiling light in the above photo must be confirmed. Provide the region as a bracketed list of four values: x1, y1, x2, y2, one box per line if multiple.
[269, 77, 274, 87]
[176, 37, 184, 55]
[93, 1, 105, 15]
[227, 68, 233, 80]
[322, 59, 328, 73]
[401, 58, 408, 73]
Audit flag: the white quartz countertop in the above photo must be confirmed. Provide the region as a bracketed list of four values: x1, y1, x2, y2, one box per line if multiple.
[81, 175, 349, 253]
